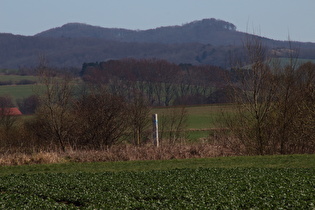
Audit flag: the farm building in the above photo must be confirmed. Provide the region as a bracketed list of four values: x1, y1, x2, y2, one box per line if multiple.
[0, 107, 22, 116]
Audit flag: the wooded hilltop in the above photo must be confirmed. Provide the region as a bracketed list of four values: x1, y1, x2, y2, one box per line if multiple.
[1, 18, 315, 69]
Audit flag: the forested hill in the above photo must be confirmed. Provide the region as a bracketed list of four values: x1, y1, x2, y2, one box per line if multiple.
[35, 19, 242, 46]
[1, 18, 315, 69]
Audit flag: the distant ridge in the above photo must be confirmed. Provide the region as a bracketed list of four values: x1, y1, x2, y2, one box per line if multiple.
[0, 18, 315, 69]
[35, 18, 246, 46]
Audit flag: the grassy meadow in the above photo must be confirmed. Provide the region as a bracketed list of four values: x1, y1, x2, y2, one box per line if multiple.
[0, 74, 38, 101]
[152, 104, 235, 140]
[0, 84, 35, 100]
[153, 104, 233, 130]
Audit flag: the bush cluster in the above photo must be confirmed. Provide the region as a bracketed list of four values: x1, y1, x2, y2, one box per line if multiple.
[218, 38, 315, 155]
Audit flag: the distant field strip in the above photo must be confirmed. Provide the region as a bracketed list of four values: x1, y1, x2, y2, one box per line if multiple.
[0, 75, 38, 82]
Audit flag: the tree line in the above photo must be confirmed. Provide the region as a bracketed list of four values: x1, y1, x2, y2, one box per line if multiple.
[81, 59, 230, 106]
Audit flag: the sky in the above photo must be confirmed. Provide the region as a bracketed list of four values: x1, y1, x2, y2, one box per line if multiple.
[1, 0, 315, 43]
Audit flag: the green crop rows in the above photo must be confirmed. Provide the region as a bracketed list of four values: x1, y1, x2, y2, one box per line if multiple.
[1, 168, 315, 209]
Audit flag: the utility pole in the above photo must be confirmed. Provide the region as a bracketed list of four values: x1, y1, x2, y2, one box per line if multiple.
[152, 114, 159, 147]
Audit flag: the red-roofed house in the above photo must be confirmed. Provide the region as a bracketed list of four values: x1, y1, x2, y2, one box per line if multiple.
[0, 107, 22, 116]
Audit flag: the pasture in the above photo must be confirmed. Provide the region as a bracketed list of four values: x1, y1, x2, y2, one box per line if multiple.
[152, 104, 234, 140]
[0, 74, 38, 101]
[0, 84, 35, 100]
[153, 104, 233, 129]
[0, 154, 315, 208]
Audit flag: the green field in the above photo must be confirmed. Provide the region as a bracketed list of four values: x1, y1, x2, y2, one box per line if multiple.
[0, 84, 36, 100]
[153, 104, 234, 130]
[0, 74, 38, 100]
[152, 104, 234, 141]
[0, 155, 315, 208]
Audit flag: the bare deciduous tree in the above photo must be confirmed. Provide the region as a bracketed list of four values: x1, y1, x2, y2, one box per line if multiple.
[227, 37, 278, 154]
[127, 91, 151, 145]
[74, 85, 128, 148]
[31, 62, 76, 152]
[159, 106, 188, 144]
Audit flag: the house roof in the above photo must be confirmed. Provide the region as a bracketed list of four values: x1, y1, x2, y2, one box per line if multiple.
[0, 107, 22, 116]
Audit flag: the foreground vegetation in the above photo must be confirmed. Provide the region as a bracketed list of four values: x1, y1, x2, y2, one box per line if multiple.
[1, 155, 315, 208]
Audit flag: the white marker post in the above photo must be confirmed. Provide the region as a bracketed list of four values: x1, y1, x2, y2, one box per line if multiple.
[152, 114, 159, 147]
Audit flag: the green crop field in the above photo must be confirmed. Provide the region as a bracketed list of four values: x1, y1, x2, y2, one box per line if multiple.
[0, 155, 315, 208]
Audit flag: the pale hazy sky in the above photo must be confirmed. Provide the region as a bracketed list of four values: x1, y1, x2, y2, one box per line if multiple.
[1, 0, 314, 42]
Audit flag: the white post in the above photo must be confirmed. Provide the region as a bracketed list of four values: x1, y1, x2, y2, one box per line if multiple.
[152, 114, 159, 147]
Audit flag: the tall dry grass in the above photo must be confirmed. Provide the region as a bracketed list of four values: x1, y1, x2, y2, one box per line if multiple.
[0, 142, 234, 166]
[0, 151, 64, 166]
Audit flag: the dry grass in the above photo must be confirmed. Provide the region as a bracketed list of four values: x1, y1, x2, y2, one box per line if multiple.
[0, 151, 64, 166]
[0, 143, 235, 166]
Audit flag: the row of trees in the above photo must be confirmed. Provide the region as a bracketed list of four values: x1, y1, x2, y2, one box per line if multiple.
[81, 59, 229, 106]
